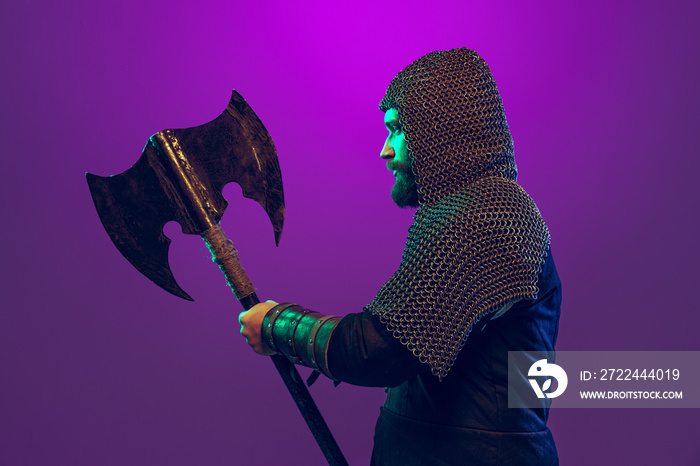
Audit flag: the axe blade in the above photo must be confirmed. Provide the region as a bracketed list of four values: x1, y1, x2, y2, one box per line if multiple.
[169, 90, 285, 244]
[87, 156, 194, 301]
[86, 91, 284, 300]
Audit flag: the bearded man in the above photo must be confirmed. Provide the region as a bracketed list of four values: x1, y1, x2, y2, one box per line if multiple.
[240, 47, 561, 466]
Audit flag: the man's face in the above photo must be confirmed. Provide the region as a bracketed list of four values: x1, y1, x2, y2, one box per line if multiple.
[381, 108, 419, 208]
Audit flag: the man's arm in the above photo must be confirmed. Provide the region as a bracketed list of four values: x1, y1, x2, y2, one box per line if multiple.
[240, 302, 430, 387]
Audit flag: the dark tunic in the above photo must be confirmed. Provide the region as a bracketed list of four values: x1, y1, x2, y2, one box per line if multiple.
[328, 250, 561, 466]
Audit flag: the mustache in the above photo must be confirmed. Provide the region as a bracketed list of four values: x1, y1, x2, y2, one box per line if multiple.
[387, 161, 411, 172]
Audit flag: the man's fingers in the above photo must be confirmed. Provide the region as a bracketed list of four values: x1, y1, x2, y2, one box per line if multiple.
[239, 300, 279, 356]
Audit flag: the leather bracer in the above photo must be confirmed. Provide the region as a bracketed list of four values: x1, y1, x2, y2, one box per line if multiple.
[261, 303, 341, 380]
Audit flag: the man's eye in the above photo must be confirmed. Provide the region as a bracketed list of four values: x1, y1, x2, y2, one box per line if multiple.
[390, 125, 402, 134]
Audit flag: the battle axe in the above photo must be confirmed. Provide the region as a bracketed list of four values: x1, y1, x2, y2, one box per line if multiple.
[86, 91, 347, 465]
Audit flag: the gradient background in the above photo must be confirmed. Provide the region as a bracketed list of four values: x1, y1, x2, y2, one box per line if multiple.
[2, 1, 699, 465]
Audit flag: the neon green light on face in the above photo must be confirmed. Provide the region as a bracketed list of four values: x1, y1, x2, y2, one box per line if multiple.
[381, 109, 418, 208]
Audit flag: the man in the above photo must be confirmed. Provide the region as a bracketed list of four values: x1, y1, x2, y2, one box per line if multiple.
[240, 48, 561, 465]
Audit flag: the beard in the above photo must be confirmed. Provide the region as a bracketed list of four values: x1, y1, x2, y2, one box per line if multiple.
[391, 168, 420, 208]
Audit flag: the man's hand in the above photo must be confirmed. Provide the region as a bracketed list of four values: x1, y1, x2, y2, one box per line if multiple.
[239, 300, 278, 355]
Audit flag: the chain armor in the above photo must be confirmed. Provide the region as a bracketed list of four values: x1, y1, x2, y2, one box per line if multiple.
[366, 48, 550, 379]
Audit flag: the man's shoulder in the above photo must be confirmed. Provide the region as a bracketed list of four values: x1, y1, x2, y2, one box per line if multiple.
[416, 178, 542, 230]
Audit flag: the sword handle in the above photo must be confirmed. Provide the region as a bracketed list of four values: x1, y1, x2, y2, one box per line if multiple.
[202, 224, 348, 466]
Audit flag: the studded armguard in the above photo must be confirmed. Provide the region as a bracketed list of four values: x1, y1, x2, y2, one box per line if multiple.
[261, 303, 342, 380]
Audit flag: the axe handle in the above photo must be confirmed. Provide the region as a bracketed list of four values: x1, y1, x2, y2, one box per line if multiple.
[202, 224, 348, 466]
[202, 224, 257, 301]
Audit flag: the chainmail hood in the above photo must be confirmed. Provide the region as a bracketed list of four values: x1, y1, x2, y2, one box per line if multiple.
[379, 47, 517, 207]
[367, 48, 550, 379]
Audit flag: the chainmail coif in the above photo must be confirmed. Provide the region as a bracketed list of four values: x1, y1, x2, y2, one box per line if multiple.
[365, 48, 550, 379]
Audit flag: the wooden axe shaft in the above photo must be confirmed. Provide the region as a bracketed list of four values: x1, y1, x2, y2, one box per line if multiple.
[202, 224, 257, 302]
[202, 224, 348, 466]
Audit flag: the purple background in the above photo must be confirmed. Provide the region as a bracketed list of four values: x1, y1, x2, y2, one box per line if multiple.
[2, 1, 699, 464]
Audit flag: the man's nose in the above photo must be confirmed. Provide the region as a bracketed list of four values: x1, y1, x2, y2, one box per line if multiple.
[380, 139, 394, 159]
